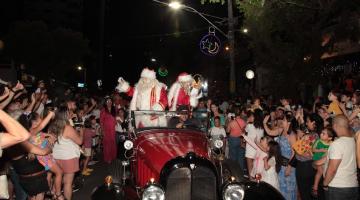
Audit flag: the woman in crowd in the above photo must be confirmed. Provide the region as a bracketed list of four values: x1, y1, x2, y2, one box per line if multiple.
[0, 109, 30, 153]
[7, 112, 53, 200]
[244, 109, 264, 177]
[294, 113, 323, 200]
[263, 113, 297, 200]
[226, 107, 247, 172]
[210, 103, 225, 127]
[100, 96, 117, 163]
[49, 108, 83, 200]
[18, 111, 64, 200]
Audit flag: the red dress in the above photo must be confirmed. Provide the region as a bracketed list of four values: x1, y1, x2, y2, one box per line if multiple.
[100, 109, 117, 163]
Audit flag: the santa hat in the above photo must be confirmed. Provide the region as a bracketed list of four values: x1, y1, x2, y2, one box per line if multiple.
[177, 72, 193, 82]
[141, 68, 156, 80]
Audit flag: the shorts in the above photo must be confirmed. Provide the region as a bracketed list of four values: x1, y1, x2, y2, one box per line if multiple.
[84, 148, 92, 157]
[56, 158, 79, 174]
[19, 172, 49, 196]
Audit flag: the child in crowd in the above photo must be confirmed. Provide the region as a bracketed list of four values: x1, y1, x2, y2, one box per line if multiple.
[327, 90, 343, 116]
[19, 112, 65, 200]
[263, 141, 281, 190]
[311, 126, 334, 197]
[82, 116, 97, 176]
[242, 134, 280, 190]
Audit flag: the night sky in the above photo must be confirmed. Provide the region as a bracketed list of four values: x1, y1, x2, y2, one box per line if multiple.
[107, 0, 232, 87]
[0, 0, 244, 91]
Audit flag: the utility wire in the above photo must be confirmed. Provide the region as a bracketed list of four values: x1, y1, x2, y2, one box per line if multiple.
[128, 26, 217, 39]
[152, 0, 227, 21]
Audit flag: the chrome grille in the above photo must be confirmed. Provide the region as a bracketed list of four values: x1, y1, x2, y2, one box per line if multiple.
[165, 166, 217, 200]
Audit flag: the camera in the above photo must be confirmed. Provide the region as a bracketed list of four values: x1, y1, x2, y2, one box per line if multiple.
[227, 113, 235, 120]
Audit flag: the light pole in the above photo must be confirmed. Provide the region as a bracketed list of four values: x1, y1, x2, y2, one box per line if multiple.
[153, 0, 236, 94]
[77, 66, 87, 87]
[227, 0, 236, 95]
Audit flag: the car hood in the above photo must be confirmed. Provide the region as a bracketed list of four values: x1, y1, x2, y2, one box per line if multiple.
[135, 129, 209, 177]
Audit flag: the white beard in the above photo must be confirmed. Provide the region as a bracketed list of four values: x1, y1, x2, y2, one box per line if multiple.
[179, 81, 191, 95]
[137, 78, 158, 92]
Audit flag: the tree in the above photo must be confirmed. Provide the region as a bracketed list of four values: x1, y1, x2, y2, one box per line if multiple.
[202, 0, 360, 97]
[4, 20, 90, 80]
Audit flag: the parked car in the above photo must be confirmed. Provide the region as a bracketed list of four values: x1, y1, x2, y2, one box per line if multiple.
[92, 110, 284, 200]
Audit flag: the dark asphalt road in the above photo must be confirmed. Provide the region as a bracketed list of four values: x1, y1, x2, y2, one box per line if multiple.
[73, 161, 112, 200]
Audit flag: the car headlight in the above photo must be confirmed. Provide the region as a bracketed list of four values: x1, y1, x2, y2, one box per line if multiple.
[223, 183, 245, 200]
[124, 140, 133, 150]
[214, 139, 224, 148]
[142, 185, 165, 200]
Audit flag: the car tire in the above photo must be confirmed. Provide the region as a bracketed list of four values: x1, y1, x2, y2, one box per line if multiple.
[221, 159, 245, 182]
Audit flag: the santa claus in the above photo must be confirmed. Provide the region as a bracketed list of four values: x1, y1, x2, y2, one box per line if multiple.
[168, 72, 202, 111]
[116, 68, 167, 111]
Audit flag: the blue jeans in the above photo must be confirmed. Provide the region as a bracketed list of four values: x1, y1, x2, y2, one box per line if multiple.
[325, 187, 358, 200]
[9, 167, 28, 200]
[228, 137, 245, 172]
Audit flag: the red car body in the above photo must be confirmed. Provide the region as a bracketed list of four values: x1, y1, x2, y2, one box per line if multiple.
[133, 129, 209, 187]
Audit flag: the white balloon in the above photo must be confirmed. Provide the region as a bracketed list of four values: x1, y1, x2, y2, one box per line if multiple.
[246, 70, 255, 79]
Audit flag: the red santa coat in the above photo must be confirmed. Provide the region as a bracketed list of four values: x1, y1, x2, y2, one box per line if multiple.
[126, 83, 167, 111]
[168, 82, 200, 111]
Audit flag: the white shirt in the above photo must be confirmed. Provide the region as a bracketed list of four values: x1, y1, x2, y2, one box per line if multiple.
[209, 126, 226, 139]
[35, 103, 44, 116]
[91, 109, 101, 120]
[324, 137, 358, 188]
[245, 124, 264, 159]
[53, 136, 81, 160]
[262, 157, 280, 190]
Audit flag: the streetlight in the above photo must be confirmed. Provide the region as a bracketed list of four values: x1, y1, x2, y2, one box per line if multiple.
[245, 70, 255, 80]
[153, 0, 236, 94]
[151, 58, 157, 62]
[76, 65, 87, 87]
[169, 1, 182, 10]
[242, 28, 248, 33]
[155, 0, 228, 38]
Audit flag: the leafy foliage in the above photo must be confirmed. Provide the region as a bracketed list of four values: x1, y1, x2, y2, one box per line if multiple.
[201, 0, 360, 97]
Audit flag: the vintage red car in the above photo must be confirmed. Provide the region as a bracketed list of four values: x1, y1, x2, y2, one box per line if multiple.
[92, 110, 284, 200]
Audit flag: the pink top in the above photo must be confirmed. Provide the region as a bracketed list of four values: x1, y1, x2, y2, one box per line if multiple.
[83, 128, 96, 148]
[228, 118, 246, 137]
[243, 134, 268, 178]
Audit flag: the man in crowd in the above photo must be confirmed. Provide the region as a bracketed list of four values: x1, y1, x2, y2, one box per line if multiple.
[116, 68, 167, 111]
[116, 68, 168, 127]
[323, 115, 358, 200]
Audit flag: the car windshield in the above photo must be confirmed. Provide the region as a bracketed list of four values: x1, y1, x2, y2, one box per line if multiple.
[131, 110, 208, 132]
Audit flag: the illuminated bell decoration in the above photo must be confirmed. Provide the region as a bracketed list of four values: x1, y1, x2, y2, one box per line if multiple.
[245, 70, 255, 80]
[199, 27, 221, 56]
[158, 67, 168, 77]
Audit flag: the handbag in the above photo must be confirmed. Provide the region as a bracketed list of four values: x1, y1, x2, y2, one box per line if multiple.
[280, 155, 297, 168]
[288, 156, 297, 168]
[280, 156, 289, 167]
[0, 175, 9, 199]
[234, 119, 246, 148]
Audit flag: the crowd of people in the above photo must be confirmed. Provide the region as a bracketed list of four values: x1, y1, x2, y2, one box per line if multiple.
[0, 79, 123, 200]
[206, 91, 359, 200]
[0, 67, 359, 200]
